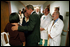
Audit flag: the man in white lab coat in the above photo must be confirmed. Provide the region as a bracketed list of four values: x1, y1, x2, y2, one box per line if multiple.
[48, 11, 64, 46]
[38, 8, 52, 46]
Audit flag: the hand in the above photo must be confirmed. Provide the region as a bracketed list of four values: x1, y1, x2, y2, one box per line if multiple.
[11, 23, 18, 31]
[48, 34, 52, 39]
[23, 42, 26, 46]
[23, 44, 25, 46]
[40, 27, 45, 31]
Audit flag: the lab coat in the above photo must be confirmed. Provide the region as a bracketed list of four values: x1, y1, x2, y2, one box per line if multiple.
[18, 14, 24, 25]
[48, 18, 64, 46]
[40, 14, 52, 40]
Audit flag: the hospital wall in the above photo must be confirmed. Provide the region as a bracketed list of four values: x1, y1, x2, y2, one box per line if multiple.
[10, 1, 25, 13]
[10, 1, 43, 13]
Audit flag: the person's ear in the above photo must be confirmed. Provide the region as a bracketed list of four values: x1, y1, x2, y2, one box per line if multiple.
[29, 8, 32, 12]
[29, 8, 31, 10]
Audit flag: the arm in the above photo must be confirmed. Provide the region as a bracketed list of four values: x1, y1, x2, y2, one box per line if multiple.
[23, 42, 26, 46]
[19, 32, 26, 46]
[50, 22, 64, 38]
[18, 14, 37, 31]
[44, 19, 52, 31]
[11, 14, 39, 32]
[19, 32, 25, 41]
[40, 27, 45, 31]
[40, 17, 52, 31]
[40, 15, 45, 31]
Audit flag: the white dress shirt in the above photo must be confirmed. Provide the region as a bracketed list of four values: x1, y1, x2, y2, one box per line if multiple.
[40, 14, 52, 40]
[31, 11, 35, 14]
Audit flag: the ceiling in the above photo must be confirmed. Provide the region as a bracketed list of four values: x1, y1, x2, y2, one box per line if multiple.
[20, 1, 47, 5]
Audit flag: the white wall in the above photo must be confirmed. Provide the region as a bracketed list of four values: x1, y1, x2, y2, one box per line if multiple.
[10, 1, 43, 13]
[43, 1, 54, 9]
[43, 1, 69, 20]
[50, 1, 69, 20]
[10, 1, 25, 13]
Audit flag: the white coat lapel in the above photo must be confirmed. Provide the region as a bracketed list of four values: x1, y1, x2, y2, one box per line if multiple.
[53, 18, 59, 28]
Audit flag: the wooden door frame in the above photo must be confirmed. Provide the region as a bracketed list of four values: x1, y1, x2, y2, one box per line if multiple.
[1, 1, 11, 33]
[65, 23, 69, 46]
[6, 1, 11, 14]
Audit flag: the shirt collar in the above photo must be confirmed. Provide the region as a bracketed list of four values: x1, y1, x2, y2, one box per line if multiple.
[54, 18, 59, 23]
[44, 14, 49, 17]
[43, 14, 49, 20]
[31, 11, 34, 14]
[36, 12, 39, 14]
[25, 17, 29, 23]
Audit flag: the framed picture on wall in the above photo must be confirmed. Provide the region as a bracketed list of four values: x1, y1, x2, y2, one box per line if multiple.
[66, 12, 69, 16]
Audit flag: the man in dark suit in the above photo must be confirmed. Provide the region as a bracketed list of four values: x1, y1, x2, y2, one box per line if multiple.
[11, 5, 40, 46]
[36, 7, 43, 18]
[55, 7, 63, 21]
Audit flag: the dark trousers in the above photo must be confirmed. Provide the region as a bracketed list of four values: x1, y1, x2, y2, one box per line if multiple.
[25, 35, 39, 46]
[10, 44, 23, 46]
[25, 42, 38, 46]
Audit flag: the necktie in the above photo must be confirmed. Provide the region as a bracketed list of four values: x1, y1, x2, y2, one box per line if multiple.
[43, 17, 45, 20]
[50, 21, 54, 32]
[52, 21, 54, 26]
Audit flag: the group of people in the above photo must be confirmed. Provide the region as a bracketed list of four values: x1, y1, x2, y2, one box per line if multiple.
[4, 4, 64, 46]
[38, 7, 64, 46]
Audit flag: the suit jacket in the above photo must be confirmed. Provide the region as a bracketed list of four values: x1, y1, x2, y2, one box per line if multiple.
[18, 11, 40, 45]
[59, 15, 63, 21]
[22, 16, 29, 35]
[39, 13, 44, 18]
[36, 12, 43, 18]
[48, 18, 64, 46]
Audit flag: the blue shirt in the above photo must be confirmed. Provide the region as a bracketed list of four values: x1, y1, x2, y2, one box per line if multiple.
[54, 18, 59, 23]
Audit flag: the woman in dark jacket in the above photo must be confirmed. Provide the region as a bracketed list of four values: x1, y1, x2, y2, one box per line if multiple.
[22, 11, 29, 46]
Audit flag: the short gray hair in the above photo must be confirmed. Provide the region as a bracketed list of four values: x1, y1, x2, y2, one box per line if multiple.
[26, 4, 34, 10]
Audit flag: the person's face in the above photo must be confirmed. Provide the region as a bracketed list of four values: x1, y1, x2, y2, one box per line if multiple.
[24, 12, 29, 18]
[36, 8, 39, 12]
[19, 11, 21, 14]
[52, 12, 57, 20]
[44, 9, 49, 15]
[25, 7, 31, 16]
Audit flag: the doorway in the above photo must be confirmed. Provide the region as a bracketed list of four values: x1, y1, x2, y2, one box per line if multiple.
[1, 1, 11, 33]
